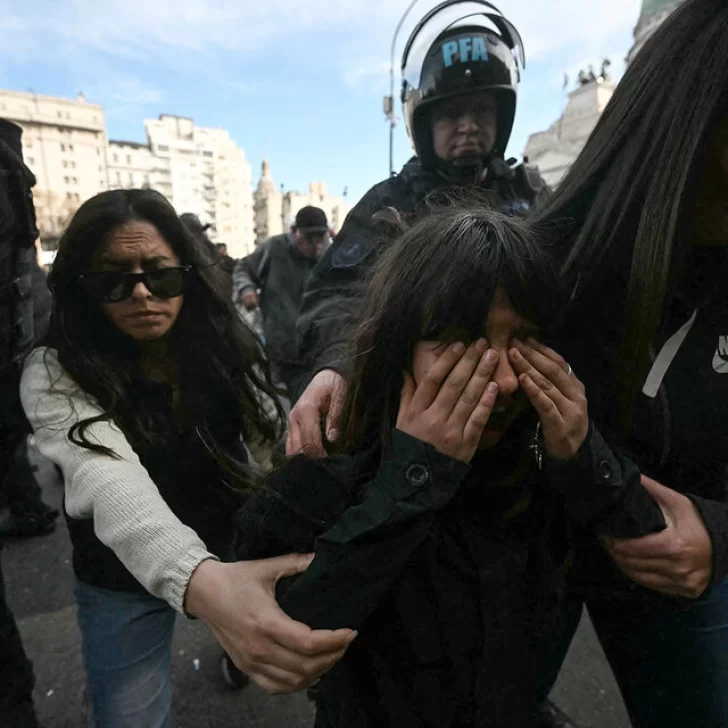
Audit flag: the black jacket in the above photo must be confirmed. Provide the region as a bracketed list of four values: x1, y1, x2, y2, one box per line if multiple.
[234, 233, 320, 366]
[234, 420, 663, 728]
[561, 245, 728, 595]
[296, 157, 546, 381]
[68, 378, 249, 593]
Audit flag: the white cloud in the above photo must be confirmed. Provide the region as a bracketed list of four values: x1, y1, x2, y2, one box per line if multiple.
[4, 0, 642, 65]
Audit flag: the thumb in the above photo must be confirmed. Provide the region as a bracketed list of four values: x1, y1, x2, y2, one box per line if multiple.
[400, 371, 416, 409]
[640, 474, 681, 527]
[326, 383, 344, 442]
[259, 553, 316, 588]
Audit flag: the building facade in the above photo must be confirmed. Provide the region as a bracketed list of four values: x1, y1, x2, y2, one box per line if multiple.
[523, 0, 685, 188]
[0, 89, 108, 245]
[628, 0, 685, 64]
[109, 115, 256, 258]
[524, 78, 616, 188]
[253, 160, 352, 245]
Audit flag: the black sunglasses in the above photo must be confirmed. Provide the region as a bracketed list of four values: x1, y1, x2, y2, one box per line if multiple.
[78, 266, 193, 303]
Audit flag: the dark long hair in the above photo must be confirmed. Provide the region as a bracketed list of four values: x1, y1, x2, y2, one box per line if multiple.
[336, 206, 560, 453]
[532, 0, 728, 432]
[45, 189, 283, 481]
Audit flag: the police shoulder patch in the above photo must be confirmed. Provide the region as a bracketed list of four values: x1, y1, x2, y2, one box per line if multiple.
[331, 235, 375, 269]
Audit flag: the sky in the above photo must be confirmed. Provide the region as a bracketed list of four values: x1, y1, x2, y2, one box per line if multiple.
[0, 0, 645, 204]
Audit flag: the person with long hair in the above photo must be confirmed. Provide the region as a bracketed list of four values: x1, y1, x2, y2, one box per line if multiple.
[232, 207, 664, 727]
[19, 189, 355, 726]
[531, 0, 728, 724]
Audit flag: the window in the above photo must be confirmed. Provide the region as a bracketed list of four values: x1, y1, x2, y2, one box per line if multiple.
[116, 172, 121, 183]
[60, 144, 66, 152]
[26, 140, 33, 149]
[63, 161, 68, 168]
[57, 111, 62, 118]
[64, 176, 69, 184]
[72, 177, 78, 184]
[27, 157, 34, 165]
[97, 148, 101, 156]
[128, 173, 133, 183]
[113, 154, 119, 163]
[126, 155, 131, 164]
[71, 161, 76, 169]
[158, 145, 169, 152]
[75, 193, 81, 202]
[203, 151, 213, 158]
[66, 192, 73, 200]
[69, 144, 74, 152]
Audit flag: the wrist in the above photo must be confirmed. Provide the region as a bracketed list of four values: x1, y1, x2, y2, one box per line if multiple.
[184, 557, 224, 620]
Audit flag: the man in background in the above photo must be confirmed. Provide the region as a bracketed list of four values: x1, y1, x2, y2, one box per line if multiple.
[234, 206, 329, 400]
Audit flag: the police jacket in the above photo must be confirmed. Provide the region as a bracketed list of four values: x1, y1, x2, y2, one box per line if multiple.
[296, 156, 546, 382]
[234, 233, 320, 365]
[234, 417, 663, 728]
[560, 244, 728, 597]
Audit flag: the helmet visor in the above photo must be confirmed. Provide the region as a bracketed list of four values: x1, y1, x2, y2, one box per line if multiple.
[401, 1, 524, 91]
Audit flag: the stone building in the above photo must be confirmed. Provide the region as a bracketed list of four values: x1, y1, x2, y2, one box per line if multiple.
[253, 159, 352, 245]
[524, 77, 616, 188]
[254, 158, 284, 242]
[628, 0, 685, 64]
[107, 140, 153, 191]
[110, 115, 256, 258]
[0, 89, 108, 246]
[523, 0, 686, 188]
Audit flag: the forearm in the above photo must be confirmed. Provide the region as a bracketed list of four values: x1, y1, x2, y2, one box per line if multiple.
[281, 430, 469, 628]
[21, 349, 216, 613]
[543, 422, 666, 537]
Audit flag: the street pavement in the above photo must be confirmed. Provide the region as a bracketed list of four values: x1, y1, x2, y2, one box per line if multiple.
[2, 450, 633, 728]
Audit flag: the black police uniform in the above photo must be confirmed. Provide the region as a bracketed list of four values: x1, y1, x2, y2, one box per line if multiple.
[296, 155, 546, 383]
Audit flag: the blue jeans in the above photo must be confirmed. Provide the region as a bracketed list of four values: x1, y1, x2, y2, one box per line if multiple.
[587, 576, 728, 728]
[75, 580, 176, 728]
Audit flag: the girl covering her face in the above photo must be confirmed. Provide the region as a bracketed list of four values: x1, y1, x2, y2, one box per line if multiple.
[233, 207, 664, 728]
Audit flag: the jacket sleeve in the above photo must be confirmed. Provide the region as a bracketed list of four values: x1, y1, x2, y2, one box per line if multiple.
[296, 186, 390, 378]
[542, 421, 666, 538]
[234, 429, 470, 630]
[683, 497, 728, 589]
[233, 240, 271, 300]
[20, 348, 217, 614]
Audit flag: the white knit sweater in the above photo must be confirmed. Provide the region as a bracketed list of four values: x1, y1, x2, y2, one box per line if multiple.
[20, 348, 217, 614]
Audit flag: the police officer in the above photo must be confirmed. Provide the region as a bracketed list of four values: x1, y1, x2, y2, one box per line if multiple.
[289, 1, 546, 455]
[0, 118, 42, 727]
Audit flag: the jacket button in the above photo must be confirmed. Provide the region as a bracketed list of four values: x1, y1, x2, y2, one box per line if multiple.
[598, 460, 612, 481]
[406, 464, 429, 487]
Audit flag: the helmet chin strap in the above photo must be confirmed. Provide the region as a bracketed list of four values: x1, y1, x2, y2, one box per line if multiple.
[436, 155, 488, 185]
[436, 153, 516, 185]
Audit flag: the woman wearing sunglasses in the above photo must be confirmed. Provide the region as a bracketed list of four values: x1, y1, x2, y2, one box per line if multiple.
[19, 189, 356, 727]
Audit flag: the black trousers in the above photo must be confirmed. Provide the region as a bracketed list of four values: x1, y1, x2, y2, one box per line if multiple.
[0, 427, 39, 727]
[0, 554, 38, 727]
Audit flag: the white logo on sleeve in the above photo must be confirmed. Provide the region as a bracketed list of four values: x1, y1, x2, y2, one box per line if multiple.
[713, 336, 728, 374]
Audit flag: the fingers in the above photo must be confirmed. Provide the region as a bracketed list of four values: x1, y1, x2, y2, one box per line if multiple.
[399, 371, 416, 411]
[409, 341, 467, 411]
[517, 370, 564, 426]
[245, 649, 345, 695]
[512, 339, 584, 402]
[449, 346, 498, 426]
[463, 381, 499, 444]
[430, 339, 489, 417]
[287, 400, 327, 457]
[326, 380, 345, 442]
